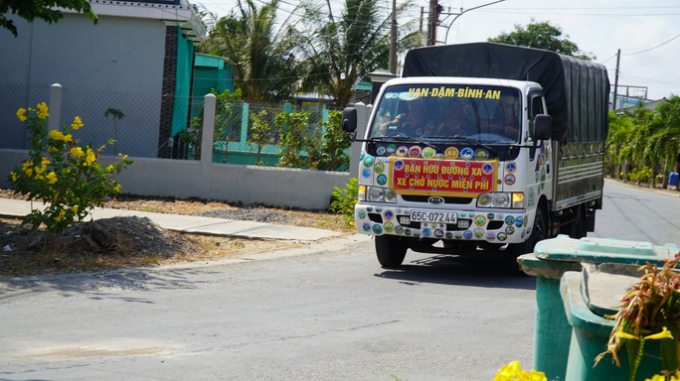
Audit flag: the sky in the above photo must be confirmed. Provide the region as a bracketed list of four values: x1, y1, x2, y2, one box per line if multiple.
[194, 0, 680, 101]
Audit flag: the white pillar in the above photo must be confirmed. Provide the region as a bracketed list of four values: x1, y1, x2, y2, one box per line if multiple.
[201, 93, 217, 165]
[48, 83, 62, 131]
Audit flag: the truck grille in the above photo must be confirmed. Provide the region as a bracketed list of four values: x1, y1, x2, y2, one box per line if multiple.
[401, 195, 474, 205]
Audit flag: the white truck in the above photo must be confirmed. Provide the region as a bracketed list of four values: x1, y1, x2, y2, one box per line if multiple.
[341, 43, 610, 267]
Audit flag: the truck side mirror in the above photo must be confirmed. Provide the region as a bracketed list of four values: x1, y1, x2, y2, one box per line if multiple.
[341, 107, 358, 141]
[534, 114, 552, 141]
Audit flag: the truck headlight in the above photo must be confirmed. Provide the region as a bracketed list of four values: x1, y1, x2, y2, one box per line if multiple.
[476, 192, 524, 209]
[366, 187, 397, 203]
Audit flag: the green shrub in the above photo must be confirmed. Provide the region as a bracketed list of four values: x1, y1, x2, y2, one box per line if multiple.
[9, 102, 132, 234]
[330, 177, 358, 228]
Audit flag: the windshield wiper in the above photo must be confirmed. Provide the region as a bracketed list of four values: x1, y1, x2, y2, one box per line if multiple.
[424, 135, 497, 155]
[371, 135, 437, 151]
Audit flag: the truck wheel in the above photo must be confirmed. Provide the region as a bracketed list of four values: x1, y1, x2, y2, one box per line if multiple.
[375, 235, 408, 268]
[508, 206, 547, 257]
[572, 205, 588, 239]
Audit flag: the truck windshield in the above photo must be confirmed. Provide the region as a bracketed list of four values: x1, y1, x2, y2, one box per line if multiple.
[369, 84, 522, 144]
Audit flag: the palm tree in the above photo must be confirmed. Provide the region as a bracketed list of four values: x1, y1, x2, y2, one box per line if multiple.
[648, 96, 680, 189]
[299, 0, 423, 108]
[199, 0, 303, 103]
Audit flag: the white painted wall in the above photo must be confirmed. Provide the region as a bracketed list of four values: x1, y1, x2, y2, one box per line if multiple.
[0, 149, 350, 210]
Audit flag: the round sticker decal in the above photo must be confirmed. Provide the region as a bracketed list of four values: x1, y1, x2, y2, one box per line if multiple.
[374, 162, 385, 174]
[394, 160, 404, 170]
[482, 163, 493, 174]
[474, 215, 487, 226]
[474, 227, 484, 238]
[372, 224, 383, 234]
[422, 228, 431, 237]
[497, 232, 508, 241]
[460, 147, 474, 159]
[358, 210, 366, 219]
[376, 174, 387, 186]
[408, 146, 422, 157]
[362, 223, 371, 232]
[463, 230, 473, 239]
[422, 147, 436, 157]
[387, 144, 396, 153]
[384, 222, 394, 232]
[376, 146, 387, 156]
[405, 229, 412, 236]
[363, 156, 374, 167]
[434, 229, 444, 238]
[506, 162, 517, 173]
[445, 232, 454, 239]
[486, 232, 496, 241]
[362, 168, 371, 178]
[504, 174, 516, 186]
[384, 210, 393, 220]
[395, 225, 404, 234]
[515, 216, 524, 228]
[445, 147, 459, 159]
[505, 225, 515, 235]
[505, 216, 515, 225]
[474, 149, 490, 159]
[396, 146, 408, 156]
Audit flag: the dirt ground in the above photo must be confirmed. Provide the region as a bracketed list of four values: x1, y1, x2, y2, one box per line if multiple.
[0, 190, 352, 277]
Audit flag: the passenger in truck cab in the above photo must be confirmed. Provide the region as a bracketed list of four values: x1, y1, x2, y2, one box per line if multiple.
[379, 98, 433, 136]
[425, 98, 477, 137]
[489, 95, 520, 140]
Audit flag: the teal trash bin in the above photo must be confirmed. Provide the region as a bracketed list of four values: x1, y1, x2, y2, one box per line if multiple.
[517, 235, 679, 381]
[561, 266, 666, 380]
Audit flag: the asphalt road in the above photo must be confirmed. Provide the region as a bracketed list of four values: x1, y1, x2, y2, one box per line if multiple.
[1, 179, 678, 381]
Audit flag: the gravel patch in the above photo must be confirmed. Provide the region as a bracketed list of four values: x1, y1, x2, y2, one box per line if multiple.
[196, 209, 292, 224]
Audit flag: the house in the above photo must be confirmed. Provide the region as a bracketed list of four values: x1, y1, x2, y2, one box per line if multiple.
[0, 0, 206, 158]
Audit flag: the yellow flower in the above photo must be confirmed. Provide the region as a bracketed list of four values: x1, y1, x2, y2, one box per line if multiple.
[41, 157, 50, 166]
[114, 184, 122, 193]
[107, 165, 114, 172]
[49, 130, 65, 140]
[617, 328, 639, 340]
[16, 108, 27, 121]
[55, 209, 66, 222]
[85, 148, 96, 166]
[36, 102, 49, 120]
[46, 172, 57, 184]
[70, 147, 85, 158]
[71, 206, 79, 214]
[21, 161, 32, 171]
[11, 171, 17, 182]
[645, 327, 673, 340]
[63, 134, 72, 142]
[71, 116, 83, 130]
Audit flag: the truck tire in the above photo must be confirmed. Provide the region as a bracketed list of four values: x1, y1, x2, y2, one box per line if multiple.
[375, 235, 408, 268]
[508, 206, 547, 257]
[572, 205, 588, 239]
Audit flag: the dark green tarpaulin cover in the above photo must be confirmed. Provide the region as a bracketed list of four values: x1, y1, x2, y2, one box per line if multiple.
[402, 42, 610, 143]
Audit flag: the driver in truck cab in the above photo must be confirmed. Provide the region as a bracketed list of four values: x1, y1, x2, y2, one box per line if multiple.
[379, 98, 433, 136]
[489, 95, 520, 140]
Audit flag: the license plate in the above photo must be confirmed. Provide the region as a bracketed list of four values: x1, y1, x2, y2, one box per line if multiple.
[409, 211, 457, 223]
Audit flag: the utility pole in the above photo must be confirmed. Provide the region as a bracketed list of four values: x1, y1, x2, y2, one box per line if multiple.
[427, 0, 435, 46]
[613, 49, 621, 110]
[389, 0, 397, 74]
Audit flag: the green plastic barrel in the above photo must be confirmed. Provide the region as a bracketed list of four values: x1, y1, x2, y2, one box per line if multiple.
[517, 234, 679, 381]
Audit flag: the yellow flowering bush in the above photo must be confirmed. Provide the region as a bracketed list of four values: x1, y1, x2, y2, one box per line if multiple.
[492, 361, 547, 381]
[9, 102, 133, 234]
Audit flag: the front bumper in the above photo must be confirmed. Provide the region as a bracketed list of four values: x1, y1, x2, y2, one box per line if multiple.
[355, 203, 531, 244]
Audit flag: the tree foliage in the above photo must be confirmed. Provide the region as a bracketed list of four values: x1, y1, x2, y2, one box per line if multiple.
[1, 0, 97, 37]
[606, 96, 680, 189]
[198, 0, 303, 103]
[299, 0, 423, 107]
[488, 20, 594, 60]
